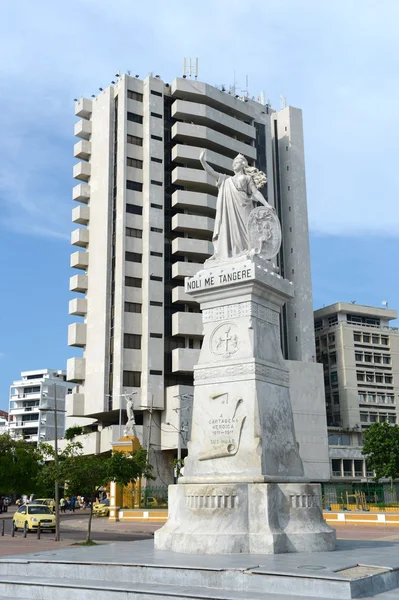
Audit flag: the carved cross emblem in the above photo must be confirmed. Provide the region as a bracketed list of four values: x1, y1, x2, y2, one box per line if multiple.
[211, 323, 239, 357]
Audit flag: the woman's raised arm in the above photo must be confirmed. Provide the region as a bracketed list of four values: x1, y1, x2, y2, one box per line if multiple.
[200, 149, 219, 181]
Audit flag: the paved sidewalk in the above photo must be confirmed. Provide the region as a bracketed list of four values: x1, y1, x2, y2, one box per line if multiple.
[60, 516, 160, 535]
[0, 534, 76, 557]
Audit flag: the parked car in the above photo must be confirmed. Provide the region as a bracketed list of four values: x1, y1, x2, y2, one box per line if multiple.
[143, 496, 158, 508]
[13, 504, 56, 532]
[93, 498, 110, 517]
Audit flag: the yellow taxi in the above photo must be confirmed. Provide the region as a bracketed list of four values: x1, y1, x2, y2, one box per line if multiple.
[31, 498, 56, 512]
[93, 498, 110, 517]
[13, 504, 56, 532]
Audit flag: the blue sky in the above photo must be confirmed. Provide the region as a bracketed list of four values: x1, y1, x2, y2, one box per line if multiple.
[1, 0, 398, 410]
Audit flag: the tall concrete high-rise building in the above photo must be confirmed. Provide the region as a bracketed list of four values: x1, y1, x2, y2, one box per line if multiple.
[314, 303, 399, 482]
[67, 74, 327, 481]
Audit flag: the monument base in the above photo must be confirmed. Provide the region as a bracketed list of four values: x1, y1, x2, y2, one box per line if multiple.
[154, 482, 336, 555]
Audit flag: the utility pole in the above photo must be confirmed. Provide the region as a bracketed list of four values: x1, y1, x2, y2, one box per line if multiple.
[146, 394, 154, 460]
[53, 382, 60, 542]
[177, 395, 182, 464]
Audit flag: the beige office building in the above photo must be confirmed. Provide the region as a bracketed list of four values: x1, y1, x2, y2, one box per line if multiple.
[314, 303, 399, 481]
[67, 73, 327, 481]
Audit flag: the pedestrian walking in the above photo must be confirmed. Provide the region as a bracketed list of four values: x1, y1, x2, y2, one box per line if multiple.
[60, 497, 66, 513]
[70, 495, 76, 513]
[0, 497, 3, 514]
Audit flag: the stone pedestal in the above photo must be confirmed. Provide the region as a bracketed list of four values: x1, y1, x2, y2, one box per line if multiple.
[155, 482, 335, 554]
[155, 256, 335, 554]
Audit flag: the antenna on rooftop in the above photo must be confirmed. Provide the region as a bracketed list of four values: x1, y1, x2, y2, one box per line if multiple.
[382, 300, 389, 308]
[183, 57, 199, 80]
[241, 75, 249, 98]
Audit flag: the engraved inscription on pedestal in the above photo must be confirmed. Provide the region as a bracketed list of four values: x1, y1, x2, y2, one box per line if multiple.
[199, 393, 246, 461]
[210, 323, 239, 358]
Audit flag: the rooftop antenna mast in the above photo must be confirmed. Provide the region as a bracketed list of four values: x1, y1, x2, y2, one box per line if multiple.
[241, 74, 249, 98]
[183, 57, 199, 80]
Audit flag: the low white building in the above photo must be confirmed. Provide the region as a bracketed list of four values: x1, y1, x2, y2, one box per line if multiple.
[8, 370, 74, 445]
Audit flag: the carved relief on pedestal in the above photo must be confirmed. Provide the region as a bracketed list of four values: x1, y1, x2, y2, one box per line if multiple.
[198, 393, 246, 461]
[203, 301, 279, 326]
[210, 322, 240, 358]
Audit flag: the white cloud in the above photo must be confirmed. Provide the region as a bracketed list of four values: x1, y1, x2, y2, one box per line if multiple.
[1, 0, 399, 237]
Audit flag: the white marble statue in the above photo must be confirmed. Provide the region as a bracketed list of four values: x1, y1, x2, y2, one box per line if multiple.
[124, 396, 137, 437]
[200, 150, 279, 262]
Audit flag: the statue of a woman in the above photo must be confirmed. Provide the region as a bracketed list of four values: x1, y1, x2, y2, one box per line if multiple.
[200, 150, 274, 262]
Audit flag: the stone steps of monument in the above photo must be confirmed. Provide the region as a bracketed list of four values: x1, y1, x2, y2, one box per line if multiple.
[0, 561, 398, 600]
[0, 575, 344, 600]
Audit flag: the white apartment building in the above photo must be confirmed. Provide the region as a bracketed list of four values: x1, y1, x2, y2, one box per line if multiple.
[8, 370, 72, 445]
[314, 303, 399, 482]
[67, 73, 327, 481]
[0, 411, 8, 435]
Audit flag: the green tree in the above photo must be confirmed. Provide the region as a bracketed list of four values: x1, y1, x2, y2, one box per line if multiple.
[0, 434, 44, 497]
[40, 444, 153, 543]
[64, 426, 83, 441]
[362, 422, 399, 487]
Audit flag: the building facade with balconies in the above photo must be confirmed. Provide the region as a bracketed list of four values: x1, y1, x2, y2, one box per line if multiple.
[314, 303, 399, 484]
[68, 74, 327, 482]
[0, 410, 8, 435]
[8, 370, 73, 445]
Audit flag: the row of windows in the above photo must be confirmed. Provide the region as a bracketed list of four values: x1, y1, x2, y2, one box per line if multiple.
[125, 275, 163, 287]
[356, 371, 393, 384]
[127, 157, 163, 168]
[127, 111, 162, 123]
[126, 180, 163, 191]
[355, 352, 391, 365]
[349, 315, 380, 326]
[124, 301, 163, 312]
[123, 369, 162, 387]
[127, 89, 162, 100]
[354, 331, 389, 345]
[359, 393, 395, 404]
[360, 412, 397, 424]
[126, 202, 162, 213]
[123, 333, 165, 349]
[331, 458, 370, 478]
[126, 227, 163, 237]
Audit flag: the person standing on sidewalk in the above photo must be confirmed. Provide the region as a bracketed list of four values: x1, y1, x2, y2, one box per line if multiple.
[70, 495, 76, 513]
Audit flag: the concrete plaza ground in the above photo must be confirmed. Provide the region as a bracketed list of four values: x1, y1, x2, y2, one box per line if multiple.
[1, 511, 399, 558]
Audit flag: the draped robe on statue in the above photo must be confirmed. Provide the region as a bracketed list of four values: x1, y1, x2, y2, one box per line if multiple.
[212, 174, 256, 260]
